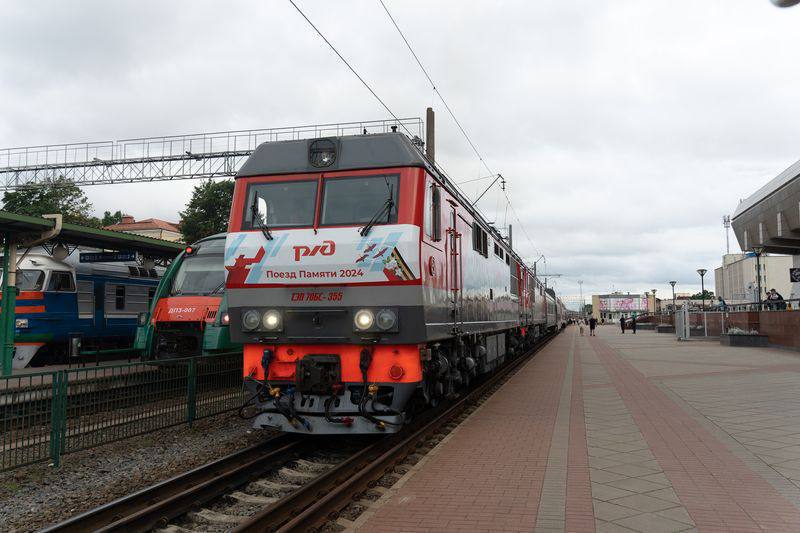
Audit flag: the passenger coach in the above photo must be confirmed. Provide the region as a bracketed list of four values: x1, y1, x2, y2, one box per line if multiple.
[226, 132, 561, 434]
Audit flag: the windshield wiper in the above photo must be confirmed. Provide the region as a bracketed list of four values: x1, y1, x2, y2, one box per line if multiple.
[211, 281, 225, 294]
[359, 181, 395, 237]
[250, 192, 273, 240]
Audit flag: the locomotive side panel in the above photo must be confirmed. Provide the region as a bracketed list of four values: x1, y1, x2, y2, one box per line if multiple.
[420, 173, 520, 340]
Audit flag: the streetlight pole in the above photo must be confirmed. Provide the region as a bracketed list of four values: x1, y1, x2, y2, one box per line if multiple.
[697, 269, 707, 311]
[751, 246, 765, 310]
[669, 281, 677, 314]
[651, 289, 657, 316]
[578, 280, 583, 316]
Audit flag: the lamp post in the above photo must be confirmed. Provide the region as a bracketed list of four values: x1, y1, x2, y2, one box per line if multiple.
[751, 246, 765, 310]
[697, 269, 707, 311]
[669, 281, 677, 314]
[651, 289, 657, 316]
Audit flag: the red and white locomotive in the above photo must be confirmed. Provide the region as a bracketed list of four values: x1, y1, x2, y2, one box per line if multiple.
[225, 132, 565, 434]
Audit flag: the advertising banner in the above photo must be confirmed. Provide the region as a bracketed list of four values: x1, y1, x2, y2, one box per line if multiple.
[224, 225, 420, 286]
[598, 296, 647, 312]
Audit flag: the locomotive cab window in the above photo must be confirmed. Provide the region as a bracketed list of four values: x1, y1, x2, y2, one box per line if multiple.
[320, 174, 398, 226]
[10, 269, 45, 291]
[170, 251, 225, 296]
[243, 180, 317, 229]
[48, 271, 75, 292]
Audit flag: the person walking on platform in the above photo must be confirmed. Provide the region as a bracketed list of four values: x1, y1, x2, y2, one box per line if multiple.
[579, 319, 585, 336]
[631, 315, 637, 334]
[588, 316, 597, 336]
[620, 315, 626, 334]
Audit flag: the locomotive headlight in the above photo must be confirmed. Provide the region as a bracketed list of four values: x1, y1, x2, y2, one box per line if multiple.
[354, 309, 375, 331]
[221, 312, 230, 326]
[242, 310, 261, 331]
[376, 309, 397, 331]
[15, 318, 28, 329]
[262, 309, 282, 331]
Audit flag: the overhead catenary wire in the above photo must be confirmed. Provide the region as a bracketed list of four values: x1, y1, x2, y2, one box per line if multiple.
[288, 0, 413, 138]
[456, 174, 498, 185]
[377, 0, 493, 178]
[377, 0, 542, 260]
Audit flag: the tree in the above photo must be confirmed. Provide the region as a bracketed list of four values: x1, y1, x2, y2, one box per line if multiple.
[2, 176, 96, 225]
[179, 179, 234, 244]
[689, 290, 715, 300]
[101, 210, 123, 226]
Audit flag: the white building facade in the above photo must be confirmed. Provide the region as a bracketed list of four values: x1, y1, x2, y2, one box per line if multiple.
[714, 253, 793, 304]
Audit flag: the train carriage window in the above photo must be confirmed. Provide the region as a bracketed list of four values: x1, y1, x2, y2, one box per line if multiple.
[106, 284, 149, 316]
[494, 242, 505, 260]
[510, 260, 519, 296]
[115, 285, 125, 310]
[48, 271, 75, 292]
[472, 223, 489, 257]
[77, 280, 94, 319]
[320, 174, 398, 226]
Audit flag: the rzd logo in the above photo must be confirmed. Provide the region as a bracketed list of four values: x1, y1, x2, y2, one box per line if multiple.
[293, 240, 336, 261]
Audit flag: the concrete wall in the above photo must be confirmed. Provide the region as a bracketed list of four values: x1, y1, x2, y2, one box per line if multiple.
[724, 311, 800, 349]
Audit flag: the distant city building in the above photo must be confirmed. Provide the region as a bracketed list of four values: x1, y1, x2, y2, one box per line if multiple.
[714, 253, 792, 304]
[104, 214, 182, 242]
[591, 293, 657, 323]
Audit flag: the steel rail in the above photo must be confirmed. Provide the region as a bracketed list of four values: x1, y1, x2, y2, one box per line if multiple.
[233, 331, 559, 533]
[42, 434, 303, 533]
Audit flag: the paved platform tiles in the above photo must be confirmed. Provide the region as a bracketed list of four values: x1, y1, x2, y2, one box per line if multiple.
[350, 326, 800, 532]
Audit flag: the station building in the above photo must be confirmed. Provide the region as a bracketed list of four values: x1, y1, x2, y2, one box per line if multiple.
[732, 158, 800, 300]
[104, 214, 183, 242]
[591, 292, 654, 323]
[714, 252, 792, 304]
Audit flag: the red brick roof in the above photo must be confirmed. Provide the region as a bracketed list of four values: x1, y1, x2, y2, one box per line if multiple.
[104, 218, 180, 233]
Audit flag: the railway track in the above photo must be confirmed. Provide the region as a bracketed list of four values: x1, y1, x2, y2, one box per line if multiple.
[44, 331, 558, 533]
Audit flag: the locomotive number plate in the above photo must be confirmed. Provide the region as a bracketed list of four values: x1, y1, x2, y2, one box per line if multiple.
[290, 290, 344, 303]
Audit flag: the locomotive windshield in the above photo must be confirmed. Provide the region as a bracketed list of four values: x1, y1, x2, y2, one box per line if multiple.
[170, 252, 225, 296]
[243, 180, 317, 229]
[16, 270, 45, 291]
[320, 175, 398, 225]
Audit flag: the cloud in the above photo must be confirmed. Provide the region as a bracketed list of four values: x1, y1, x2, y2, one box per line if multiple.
[1, 0, 799, 307]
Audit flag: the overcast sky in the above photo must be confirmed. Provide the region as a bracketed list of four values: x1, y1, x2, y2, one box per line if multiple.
[1, 1, 799, 308]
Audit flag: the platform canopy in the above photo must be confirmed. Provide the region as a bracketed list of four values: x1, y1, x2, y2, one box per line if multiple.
[0, 210, 184, 257]
[0, 210, 185, 375]
[732, 159, 800, 255]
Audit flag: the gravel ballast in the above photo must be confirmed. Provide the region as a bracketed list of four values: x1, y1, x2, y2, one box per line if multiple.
[0, 413, 270, 532]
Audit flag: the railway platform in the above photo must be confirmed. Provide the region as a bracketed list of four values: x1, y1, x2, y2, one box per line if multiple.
[351, 326, 800, 532]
